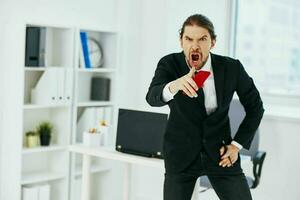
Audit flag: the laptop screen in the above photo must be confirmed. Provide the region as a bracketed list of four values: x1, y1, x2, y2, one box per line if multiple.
[115, 108, 168, 158]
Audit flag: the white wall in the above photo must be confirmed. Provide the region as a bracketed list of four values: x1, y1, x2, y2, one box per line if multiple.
[119, 0, 234, 199]
[251, 117, 300, 200]
[118, 0, 232, 109]
[0, 5, 4, 198]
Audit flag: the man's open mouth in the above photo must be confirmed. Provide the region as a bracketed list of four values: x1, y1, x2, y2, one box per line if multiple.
[192, 54, 199, 61]
[189, 52, 201, 67]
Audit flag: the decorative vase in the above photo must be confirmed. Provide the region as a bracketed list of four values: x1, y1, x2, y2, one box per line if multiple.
[40, 134, 51, 146]
[26, 135, 39, 148]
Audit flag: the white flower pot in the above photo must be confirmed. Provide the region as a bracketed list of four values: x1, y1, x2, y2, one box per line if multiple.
[83, 131, 101, 146]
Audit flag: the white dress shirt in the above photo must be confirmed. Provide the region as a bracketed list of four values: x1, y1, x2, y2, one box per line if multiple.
[162, 54, 243, 150]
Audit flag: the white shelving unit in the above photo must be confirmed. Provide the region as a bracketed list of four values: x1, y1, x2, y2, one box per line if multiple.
[21, 24, 74, 200]
[69, 28, 120, 200]
[21, 23, 120, 200]
[22, 145, 67, 154]
[21, 171, 67, 185]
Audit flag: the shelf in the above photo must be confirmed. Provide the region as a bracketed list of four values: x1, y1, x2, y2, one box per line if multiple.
[76, 101, 114, 107]
[74, 165, 110, 177]
[79, 28, 118, 34]
[23, 104, 71, 109]
[21, 171, 66, 185]
[24, 66, 68, 71]
[24, 67, 46, 71]
[22, 145, 67, 154]
[77, 68, 116, 73]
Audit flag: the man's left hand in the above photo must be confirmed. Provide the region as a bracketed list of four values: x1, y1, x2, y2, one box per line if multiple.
[219, 144, 240, 167]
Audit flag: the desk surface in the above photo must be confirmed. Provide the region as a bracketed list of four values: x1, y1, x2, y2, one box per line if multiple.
[69, 144, 164, 169]
[69, 144, 251, 170]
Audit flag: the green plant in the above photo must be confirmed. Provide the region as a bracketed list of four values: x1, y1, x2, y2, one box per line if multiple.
[25, 131, 37, 136]
[36, 121, 53, 136]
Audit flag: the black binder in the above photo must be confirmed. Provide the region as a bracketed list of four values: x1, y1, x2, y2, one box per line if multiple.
[25, 27, 40, 66]
[115, 109, 168, 159]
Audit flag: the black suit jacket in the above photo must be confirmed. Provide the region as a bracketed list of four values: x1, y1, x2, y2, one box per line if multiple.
[146, 52, 264, 173]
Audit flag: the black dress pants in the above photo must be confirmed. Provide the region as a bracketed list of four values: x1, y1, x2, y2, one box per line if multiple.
[163, 149, 252, 200]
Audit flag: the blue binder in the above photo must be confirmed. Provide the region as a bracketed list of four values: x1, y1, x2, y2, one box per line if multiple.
[80, 31, 91, 68]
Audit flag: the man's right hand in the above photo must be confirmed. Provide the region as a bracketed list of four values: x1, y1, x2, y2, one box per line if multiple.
[169, 67, 199, 98]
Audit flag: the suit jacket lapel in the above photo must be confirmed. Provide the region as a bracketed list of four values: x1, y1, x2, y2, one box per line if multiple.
[178, 51, 190, 76]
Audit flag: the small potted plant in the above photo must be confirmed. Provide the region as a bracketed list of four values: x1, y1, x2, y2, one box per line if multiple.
[25, 131, 39, 148]
[36, 121, 53, 146]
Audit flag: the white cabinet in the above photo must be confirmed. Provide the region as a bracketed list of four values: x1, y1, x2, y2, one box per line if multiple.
[22, 25, 119, 200]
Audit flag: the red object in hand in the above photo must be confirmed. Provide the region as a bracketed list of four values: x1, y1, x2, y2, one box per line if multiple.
[193, 70, 211, 88]
[182, 70, 211, 96]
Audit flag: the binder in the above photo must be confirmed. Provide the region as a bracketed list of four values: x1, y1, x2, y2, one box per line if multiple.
[56, 68, 65, 104]
[64, 68, 73, 103]
[38, 27, 47, 66]
[77, 108, 105, 142]
[80, 31, 91, 68]
[79, 35, 85, 68]
[38, 184, 50, 200]
[22, 186, 39, 200]
[31, 67, 58, 105]
[25, 27, 40, 67]
[31, 67, 71, 105]
[103, 107, 112, 125]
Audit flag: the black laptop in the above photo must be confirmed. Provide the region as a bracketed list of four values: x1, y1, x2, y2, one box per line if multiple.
[115, 108, 168, 159]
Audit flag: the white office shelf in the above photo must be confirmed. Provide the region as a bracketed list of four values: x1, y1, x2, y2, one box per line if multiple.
[24, 67, 46, 71]
[77, 68, 116, 73]
[23, 104, 71, 109]
[21, 24, 119, 200]
[74, 165, 110, 178]
[76, 101, 114, 107]
[79, 27, 117, 34]
[24, 66, 68, 71]
[21, 171, 66, 185]
[22, 145, 67, 154]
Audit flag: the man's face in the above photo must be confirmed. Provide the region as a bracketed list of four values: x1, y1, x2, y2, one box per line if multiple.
[180, 25, 216, 70]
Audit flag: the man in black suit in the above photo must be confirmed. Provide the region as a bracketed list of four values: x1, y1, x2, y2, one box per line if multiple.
[146, 14, 264, 200]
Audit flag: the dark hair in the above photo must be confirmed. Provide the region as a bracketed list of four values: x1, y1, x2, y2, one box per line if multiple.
[179, 14, 217, 40]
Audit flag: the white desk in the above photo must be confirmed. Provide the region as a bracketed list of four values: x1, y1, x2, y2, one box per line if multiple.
[69, 144, 251, 200]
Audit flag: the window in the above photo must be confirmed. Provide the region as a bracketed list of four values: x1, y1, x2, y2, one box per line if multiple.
[234, 0, 300, 96]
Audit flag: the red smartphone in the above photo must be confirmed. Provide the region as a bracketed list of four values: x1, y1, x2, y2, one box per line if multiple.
[193, 71, 211, 88]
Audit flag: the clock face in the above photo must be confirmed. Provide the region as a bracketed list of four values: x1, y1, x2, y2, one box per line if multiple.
[88, 37, 103, 68]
